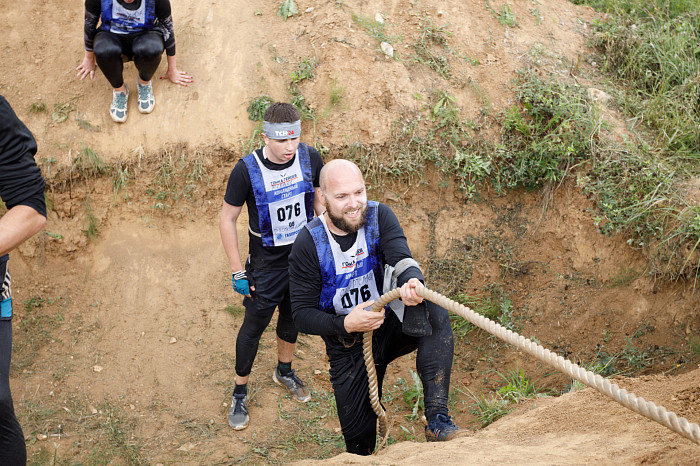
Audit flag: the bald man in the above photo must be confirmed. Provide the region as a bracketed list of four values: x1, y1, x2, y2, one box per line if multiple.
[288, 159, 462, 455]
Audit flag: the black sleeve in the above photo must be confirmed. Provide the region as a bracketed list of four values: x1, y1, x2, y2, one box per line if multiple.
[84, 0, 101, 52]
[0, 97, 46, 217]
[308, 147, 323, 188]
[289, 228, 350, 336]
[156, 0, 176, 56]
[377, 203, 423, 286]
[223, 160, 251, 207]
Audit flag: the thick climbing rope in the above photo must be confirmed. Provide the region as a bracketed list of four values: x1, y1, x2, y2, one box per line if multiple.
[363, 283, 700, 447]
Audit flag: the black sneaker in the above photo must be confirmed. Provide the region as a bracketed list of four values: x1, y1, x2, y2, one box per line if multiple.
[228, 393, 249, 430]
[272, 368, 311, 402]
[425, 413, 463, 442]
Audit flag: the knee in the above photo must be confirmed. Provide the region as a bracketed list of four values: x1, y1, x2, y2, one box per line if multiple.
[428, 302, 451, 329]
[93, 36, 122, 61]
[133, 35, 164, 61]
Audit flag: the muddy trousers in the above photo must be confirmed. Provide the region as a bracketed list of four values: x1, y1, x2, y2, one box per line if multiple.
[324, 302, 454, 455]
[235, 269, 298, 378]
[93, 30, 164, 89]
[0, 321, 26, 466]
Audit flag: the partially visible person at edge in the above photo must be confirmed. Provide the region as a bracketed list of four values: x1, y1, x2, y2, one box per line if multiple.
[76, 0, 193, 123]
[288, 159, 463, 455]
[219, 103, 324, 431]
[0, 96, 48, 466]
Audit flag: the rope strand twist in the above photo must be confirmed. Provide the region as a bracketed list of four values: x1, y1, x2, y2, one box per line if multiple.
[362, 283, 700, 448]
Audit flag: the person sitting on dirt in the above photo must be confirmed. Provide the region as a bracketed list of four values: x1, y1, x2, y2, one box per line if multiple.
[0, 95, 47, 466]
[76, 0, 193, 123]
[219, 102, 324, 431]
[288, 159, 463, 455]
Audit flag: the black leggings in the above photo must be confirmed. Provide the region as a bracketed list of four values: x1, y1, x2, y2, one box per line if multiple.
[326, 302, 454, 455]
[93, 30, 164, 88]
[0, 321, 26, 466]
[235, 269, 298, 378]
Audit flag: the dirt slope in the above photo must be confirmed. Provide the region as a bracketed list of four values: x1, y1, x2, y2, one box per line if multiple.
[2, 0, 699, 464]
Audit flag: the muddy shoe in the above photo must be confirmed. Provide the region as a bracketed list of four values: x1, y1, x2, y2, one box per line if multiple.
[425, 413, 463, 442]
[272, 368, 311, 402]
[110, 85, 129, 123]
[228, 393, 249, 430]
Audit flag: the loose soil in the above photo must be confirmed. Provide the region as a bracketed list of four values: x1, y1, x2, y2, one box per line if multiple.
[2, 0, 698, 464]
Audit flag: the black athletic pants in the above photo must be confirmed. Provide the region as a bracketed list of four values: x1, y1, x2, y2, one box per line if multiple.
[235, 268, 298, 378]
[0, 260, 25, 466]
[324, 301, 454, 455]
[93, 30, 164, 89]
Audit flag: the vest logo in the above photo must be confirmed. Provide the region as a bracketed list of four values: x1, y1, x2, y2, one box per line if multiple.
[342, 259, 356, 268]
[274, 130, 295, 137]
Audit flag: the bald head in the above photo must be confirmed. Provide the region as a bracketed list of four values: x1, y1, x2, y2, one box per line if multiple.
[319, 159, 363, 194]
[318, 159, 368, 235]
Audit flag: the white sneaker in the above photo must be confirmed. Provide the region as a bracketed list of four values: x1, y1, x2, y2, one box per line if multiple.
[110, 85, 129, 123]
[137, 80, 155, 114]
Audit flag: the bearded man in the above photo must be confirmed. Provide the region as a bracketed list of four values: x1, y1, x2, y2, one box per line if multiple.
[288, 159, 462, 455]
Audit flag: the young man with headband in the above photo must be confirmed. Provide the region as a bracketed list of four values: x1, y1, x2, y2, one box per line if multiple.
[219, 103, 324, 430]
[288, 159, 462, 455]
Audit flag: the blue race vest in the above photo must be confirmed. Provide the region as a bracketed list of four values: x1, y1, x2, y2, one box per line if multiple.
[243, 143, 315, 247]
[306, 201, 383, 315]
[101, 0, 156, 35]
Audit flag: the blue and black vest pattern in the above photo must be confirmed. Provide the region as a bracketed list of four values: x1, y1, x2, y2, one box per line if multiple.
[306, 201, 384, 315]
[243, 143, 315, 247]
[101, 0, 156, 35]
[0, 257, 12, 321]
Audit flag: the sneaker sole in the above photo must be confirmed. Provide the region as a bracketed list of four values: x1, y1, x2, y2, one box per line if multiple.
[425, 429, 468, 442]
[138, 102, 155, 114]
[272, 370, 311, 403]
[229, 418, 249, 431]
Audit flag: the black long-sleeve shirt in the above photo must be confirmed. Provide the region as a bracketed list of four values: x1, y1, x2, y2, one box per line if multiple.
[84, 0, 176, 56]
[0, 95, 47, 264]
[288, 202, 423, 337]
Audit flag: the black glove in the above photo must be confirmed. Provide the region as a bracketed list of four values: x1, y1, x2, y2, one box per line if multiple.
[402, 301, 432, 337]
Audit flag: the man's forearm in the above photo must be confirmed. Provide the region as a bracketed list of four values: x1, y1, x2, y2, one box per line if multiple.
[0, 205, 46, 256]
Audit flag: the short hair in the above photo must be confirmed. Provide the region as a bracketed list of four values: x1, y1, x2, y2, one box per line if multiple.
[264, 102, 301, 123]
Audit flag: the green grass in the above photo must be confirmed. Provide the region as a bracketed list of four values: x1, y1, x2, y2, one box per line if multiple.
[82, 197, 99, 242]
[278, 0, 298, 21]
[223, 304, 244, 317]
[247, 94, 274, 121]
[237, 388, 344, 462]
[498, 5, 518, 27]
[28, 101, 47, 113]
[410, 15, 453, 78]
[460, 367, 549, 428]
[463, 389, 511, 428]
[291, 58, 318, 84]
[690, 335, 700, 356]
[495, 367, 550, 403]
[73, 146, 108, 178]
[51, 98, 78, 123]
[113, 164, 131, 202]
[351, 13, 401, 45]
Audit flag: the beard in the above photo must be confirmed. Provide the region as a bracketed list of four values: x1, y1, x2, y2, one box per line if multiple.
[326, 202, 368, 234]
